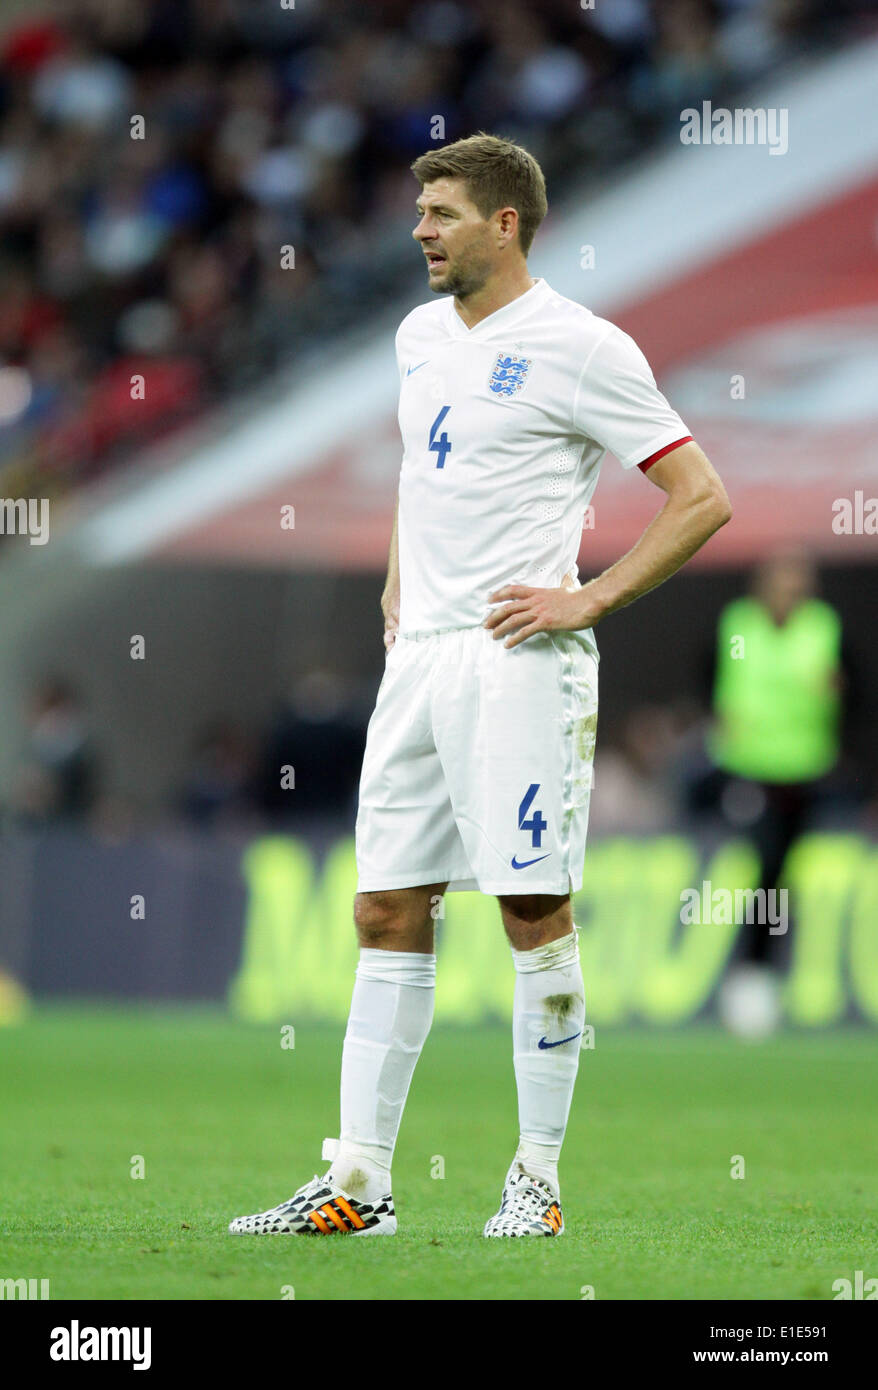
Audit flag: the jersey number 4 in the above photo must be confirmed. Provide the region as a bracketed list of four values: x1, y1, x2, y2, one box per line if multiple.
[429, 406, 452, 469]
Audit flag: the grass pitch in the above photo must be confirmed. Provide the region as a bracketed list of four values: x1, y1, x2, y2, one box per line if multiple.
[1, 1007, 875, 1301]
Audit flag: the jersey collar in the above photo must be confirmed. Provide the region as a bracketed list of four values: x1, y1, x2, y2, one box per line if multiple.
[446, 276, 550, 338]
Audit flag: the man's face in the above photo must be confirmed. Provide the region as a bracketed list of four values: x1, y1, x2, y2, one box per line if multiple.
[413, 177, 499, 298]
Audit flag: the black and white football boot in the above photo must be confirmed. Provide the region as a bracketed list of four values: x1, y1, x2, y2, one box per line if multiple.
[228, 1142, 396, 1236]
[483, 1164, 564, 1238]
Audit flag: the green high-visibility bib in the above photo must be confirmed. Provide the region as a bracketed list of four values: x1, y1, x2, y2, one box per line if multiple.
[710, 597, 842, 783]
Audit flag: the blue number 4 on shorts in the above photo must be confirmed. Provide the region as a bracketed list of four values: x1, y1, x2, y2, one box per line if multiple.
[511, 783, 550, 870]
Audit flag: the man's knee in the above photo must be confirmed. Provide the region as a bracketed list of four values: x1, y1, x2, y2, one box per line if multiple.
[498, 892, 572, 950]
[353, 887, 443, 948]
[354, 891, 403, 945]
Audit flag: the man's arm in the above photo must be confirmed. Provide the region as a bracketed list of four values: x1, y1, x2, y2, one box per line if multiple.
[381, 498, 400, 651]
[484, 441, 731, 649]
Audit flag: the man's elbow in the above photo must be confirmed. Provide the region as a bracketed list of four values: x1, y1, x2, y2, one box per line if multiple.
[693, 470, 732, 532]
[708, 481, 732, 531]
[691, 445, 732, 530]
[677, 480, 731, 533]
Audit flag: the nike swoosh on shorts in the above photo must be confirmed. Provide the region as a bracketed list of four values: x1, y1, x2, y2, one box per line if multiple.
[510, 853, 551, 869]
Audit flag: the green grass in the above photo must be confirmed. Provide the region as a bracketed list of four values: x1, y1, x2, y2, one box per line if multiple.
[0, 1007, 876, 1300]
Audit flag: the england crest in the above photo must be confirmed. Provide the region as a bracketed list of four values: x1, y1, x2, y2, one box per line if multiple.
[488, 350, 532, 398]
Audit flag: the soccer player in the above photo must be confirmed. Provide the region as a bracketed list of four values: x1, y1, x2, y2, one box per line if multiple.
[229, 134, 731, 1239]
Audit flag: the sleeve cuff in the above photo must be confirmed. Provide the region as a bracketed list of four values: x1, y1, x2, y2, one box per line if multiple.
[636, 435, 693, 473]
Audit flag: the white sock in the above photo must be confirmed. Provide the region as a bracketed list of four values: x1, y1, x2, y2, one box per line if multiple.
[509, 929, 585, 1200]
[331, 948, 435, 1203]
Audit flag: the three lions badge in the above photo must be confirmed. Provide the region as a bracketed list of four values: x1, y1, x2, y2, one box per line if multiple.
[488, 351, 532, 398]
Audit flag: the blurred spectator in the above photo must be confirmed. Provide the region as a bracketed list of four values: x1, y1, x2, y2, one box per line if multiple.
[693, 550, 858, 1030]
[590, 703, 682, 835]
[179, 721, 261, 830]
[12, 678, 99, 822]
[701, 550, 861, 853]
[629, 0, 730, 123]
[260, 668, 367, 825]
[32, 29, 131, 133]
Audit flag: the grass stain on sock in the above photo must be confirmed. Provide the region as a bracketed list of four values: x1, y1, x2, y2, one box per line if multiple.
[543, 993, 581, 1022]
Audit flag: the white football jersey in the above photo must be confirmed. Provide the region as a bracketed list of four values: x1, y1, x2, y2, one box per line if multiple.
[395, 277, 691, 637]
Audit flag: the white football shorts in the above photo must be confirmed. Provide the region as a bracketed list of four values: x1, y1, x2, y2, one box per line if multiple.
[355, 623, 599, 896]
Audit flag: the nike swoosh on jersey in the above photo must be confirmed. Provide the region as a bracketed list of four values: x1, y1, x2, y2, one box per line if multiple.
[406, 360, 429, 376]
[510, 853, 551, 869]
[538, 1032, 582, 1049]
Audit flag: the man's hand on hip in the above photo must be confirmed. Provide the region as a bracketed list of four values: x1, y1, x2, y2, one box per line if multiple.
[484, 574, 600, 650]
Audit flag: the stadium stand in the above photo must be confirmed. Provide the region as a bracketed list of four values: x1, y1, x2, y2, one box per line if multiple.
[0, 0, 868, 511]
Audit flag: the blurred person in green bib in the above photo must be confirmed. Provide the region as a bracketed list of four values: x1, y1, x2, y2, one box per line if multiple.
[705, 549, 854, 1035]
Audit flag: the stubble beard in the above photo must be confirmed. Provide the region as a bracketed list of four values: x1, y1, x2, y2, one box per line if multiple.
[430, 247, 493, 300]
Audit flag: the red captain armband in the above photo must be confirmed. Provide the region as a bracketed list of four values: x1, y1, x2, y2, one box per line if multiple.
[637, 435, 693, 473]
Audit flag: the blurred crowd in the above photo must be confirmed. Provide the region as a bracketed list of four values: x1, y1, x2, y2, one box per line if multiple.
[7, 667, 369, 834]
[0, 0, 868, 517]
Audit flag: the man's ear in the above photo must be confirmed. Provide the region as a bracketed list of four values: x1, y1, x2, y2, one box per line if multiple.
[496, 206, 518, 246]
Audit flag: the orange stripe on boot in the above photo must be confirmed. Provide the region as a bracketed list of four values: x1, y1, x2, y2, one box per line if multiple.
[309, 1209, 331, 1233]
[334, 1195, 366, 1229]
[321, 1203, 349, 1231]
